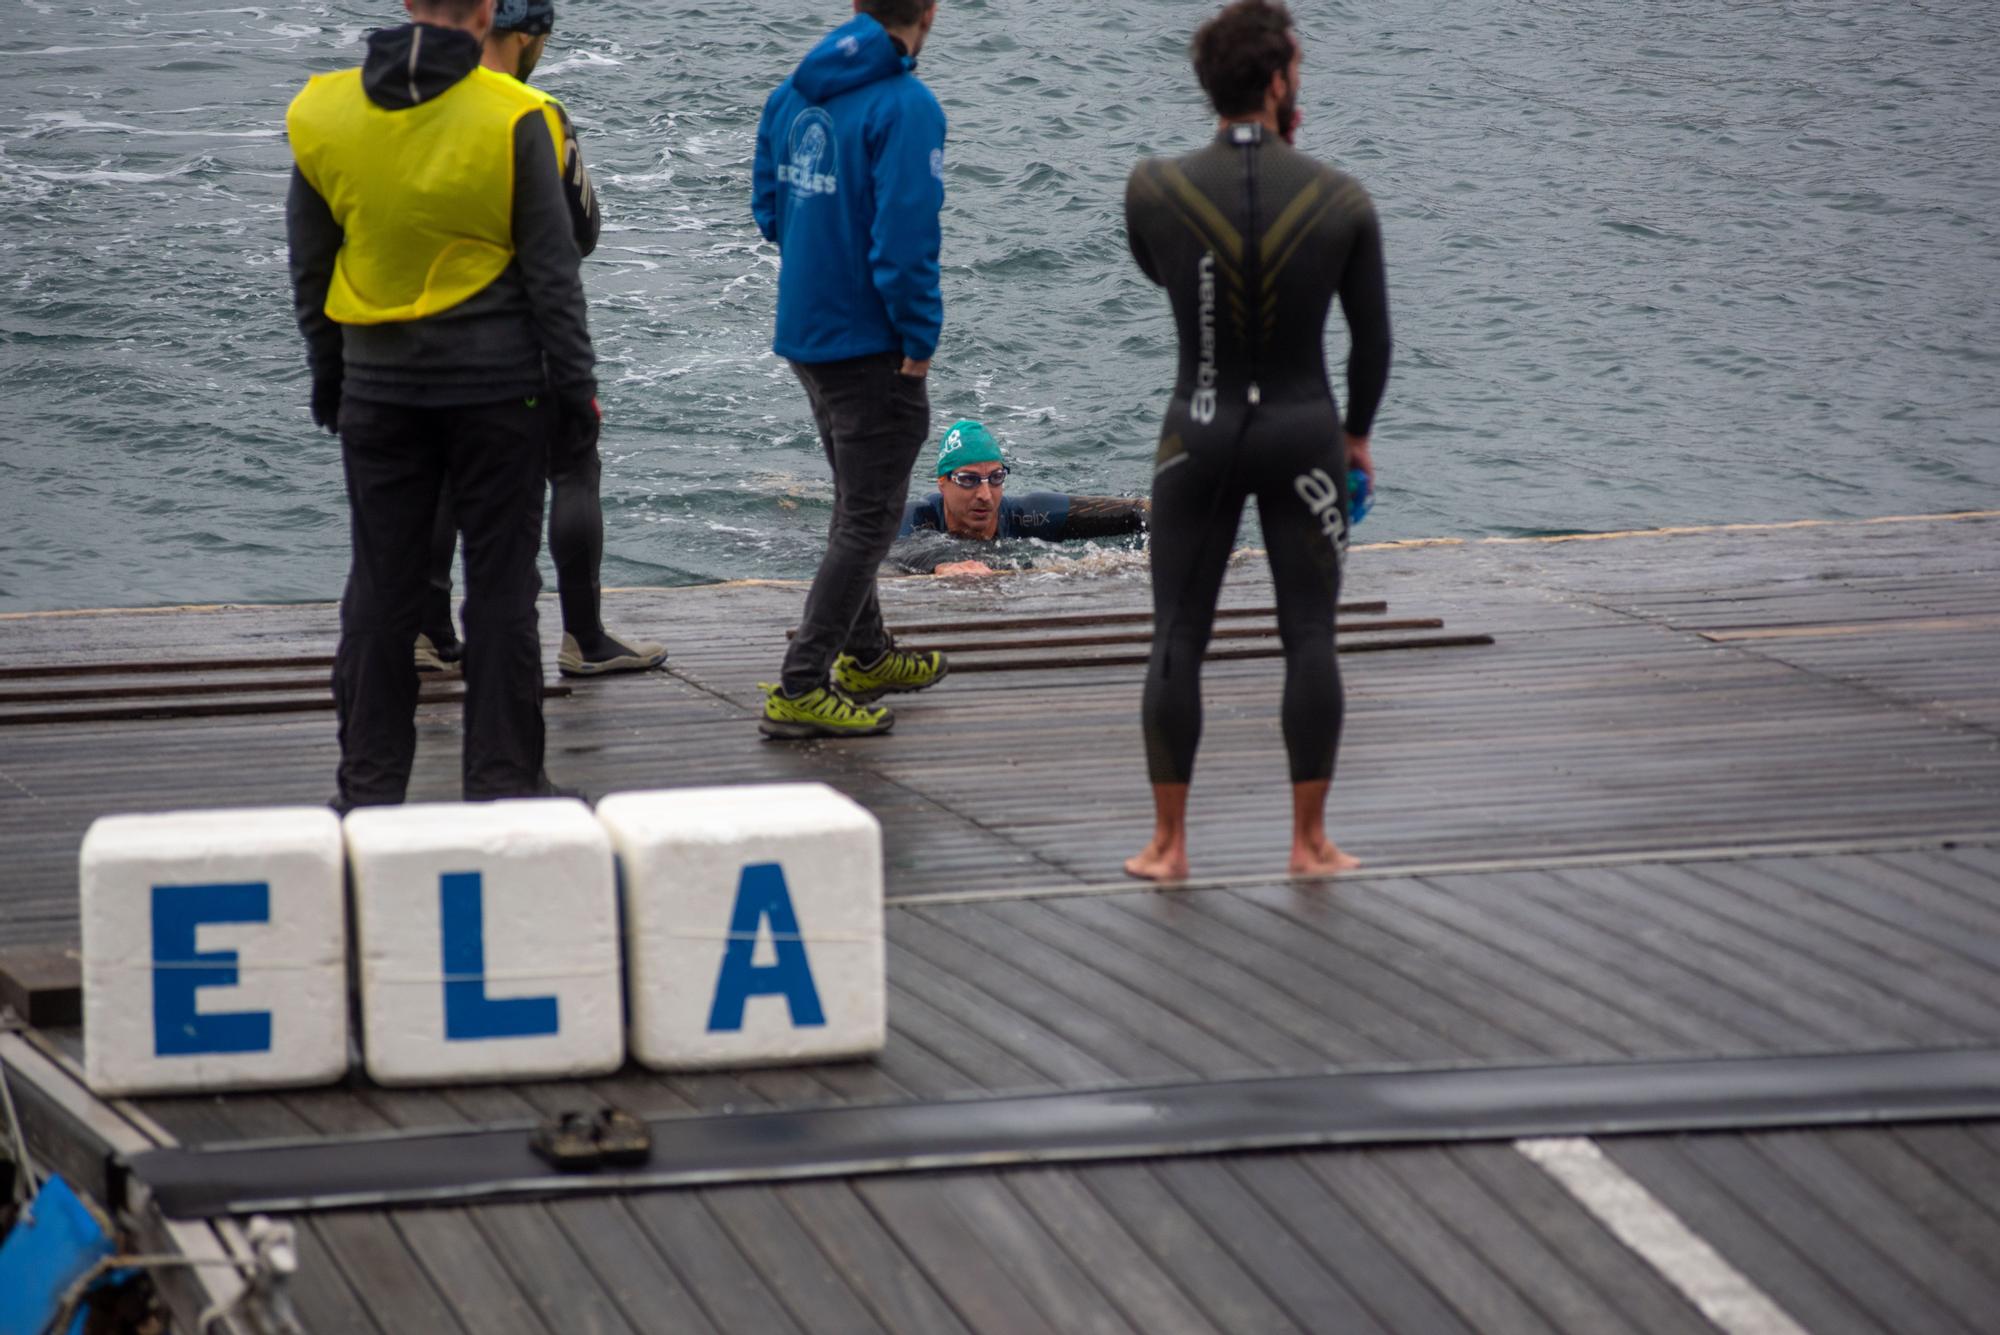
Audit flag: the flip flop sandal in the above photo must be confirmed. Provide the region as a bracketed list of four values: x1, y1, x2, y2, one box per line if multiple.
[593, 1106, 653, 1167]
[531, 1111, 602, 1173]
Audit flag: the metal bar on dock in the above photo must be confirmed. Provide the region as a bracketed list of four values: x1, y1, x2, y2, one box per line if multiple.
[0, 684, 571, 728]
[0, 655, 336, 681]
[0, 675, 458, 706]
[0, 620, 1446, 698]
[788, 601, 1393, 639]
[897, 618, 1445, 656]
[947, 634, 1496, 674]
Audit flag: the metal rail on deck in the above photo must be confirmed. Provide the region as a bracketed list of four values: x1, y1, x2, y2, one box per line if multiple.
[949, 634, 1497, 674]
[0, 597, 1492, 721]
[0, 682, 572, 727]
[786, 602, 1394, 638]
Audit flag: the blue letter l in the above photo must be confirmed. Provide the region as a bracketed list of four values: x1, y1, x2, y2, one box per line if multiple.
[441, 871, 559, 1042]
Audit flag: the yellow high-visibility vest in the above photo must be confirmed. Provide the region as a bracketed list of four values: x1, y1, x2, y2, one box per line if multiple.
[287, 66, 565, 325]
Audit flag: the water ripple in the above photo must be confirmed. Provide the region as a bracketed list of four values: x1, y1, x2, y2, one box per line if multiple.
[1, 0, 1997, 611]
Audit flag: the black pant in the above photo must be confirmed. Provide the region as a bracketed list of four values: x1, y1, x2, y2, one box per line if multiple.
[335, 396, 551, 804]
[423, 441, 606, 646]
[1144, 412, 1348, 785]
[780, 352, 930, 695]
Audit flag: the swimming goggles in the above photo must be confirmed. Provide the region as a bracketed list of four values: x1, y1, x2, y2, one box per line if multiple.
[943, 467, 1009, 491]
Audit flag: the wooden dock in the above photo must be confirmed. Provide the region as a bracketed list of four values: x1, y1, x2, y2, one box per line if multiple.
[3, 511, 1998, 1334]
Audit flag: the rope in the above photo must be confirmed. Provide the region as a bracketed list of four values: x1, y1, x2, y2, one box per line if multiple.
[44, 1255, 241, 1335]
[40, 1219, 302, 1335]
[0, 1050, 40, 1203]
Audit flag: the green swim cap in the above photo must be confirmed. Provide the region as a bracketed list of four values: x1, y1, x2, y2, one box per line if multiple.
[935, 419, 1003, 476]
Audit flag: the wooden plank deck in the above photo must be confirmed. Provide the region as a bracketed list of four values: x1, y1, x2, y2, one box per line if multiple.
[2, 513, 1996, 948]
[4, 512, 1999, 1333]
[22, 842, 1992, 1335]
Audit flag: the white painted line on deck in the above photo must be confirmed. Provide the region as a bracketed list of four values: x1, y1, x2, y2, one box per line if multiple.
[1516, 1137, 1809, 1335]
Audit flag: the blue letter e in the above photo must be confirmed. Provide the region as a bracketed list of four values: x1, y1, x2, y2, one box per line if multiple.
[441, 871, 559, 1041]
[152, 883, 273, 1056]
[707, 863, 826, 1032]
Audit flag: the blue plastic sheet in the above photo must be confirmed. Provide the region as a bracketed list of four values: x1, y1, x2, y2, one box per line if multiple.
[0, 1174, 114, 1335]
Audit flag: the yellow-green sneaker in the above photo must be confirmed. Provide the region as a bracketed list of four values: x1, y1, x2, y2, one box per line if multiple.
[758, 683, 894, 739]
[832, 647, 949, 703]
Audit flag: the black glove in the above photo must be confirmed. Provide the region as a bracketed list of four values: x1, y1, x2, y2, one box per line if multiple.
[310, 376, 342, 434]
[552, 387, 600, 475]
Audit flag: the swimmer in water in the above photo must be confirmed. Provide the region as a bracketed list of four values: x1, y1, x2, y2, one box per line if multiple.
[896, 419, 1149, 575]
[1121, 0, 1392, 881]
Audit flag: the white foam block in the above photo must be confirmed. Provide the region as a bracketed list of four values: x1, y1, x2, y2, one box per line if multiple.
[81, 807, 348, 1097]
[347, 800, 623, 1086]
[597, 784, 885, 1070]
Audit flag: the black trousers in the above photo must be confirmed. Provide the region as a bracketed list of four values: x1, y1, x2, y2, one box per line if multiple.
[1143, 412, 1347, 785]
[780, 351, 930, 695]
[335, 396, 551, 805]
[423, 440, 605, 645]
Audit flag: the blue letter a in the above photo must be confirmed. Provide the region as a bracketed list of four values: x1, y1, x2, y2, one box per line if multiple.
[441, 871, 559, 1041]
[707, 863, 826, 1032]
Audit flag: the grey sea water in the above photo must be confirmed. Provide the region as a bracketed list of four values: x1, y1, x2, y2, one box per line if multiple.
[1, 0, 1996, 613]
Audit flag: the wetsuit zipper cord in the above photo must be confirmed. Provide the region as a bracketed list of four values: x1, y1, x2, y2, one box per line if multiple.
[1243, 133, 1261, 409]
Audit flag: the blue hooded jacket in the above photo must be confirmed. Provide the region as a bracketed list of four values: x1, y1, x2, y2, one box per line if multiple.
[753, 13, 946, 364]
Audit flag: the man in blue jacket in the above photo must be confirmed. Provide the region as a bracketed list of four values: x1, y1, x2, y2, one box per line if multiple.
[752, 0, 951, 739]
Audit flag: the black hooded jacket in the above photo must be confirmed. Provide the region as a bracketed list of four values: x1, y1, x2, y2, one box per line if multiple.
[287, 23, 595, 407]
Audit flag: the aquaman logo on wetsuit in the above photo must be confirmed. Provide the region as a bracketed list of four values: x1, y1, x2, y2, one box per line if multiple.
[1293, 467, 1350, 564]
[1193, 252, 1219, 424]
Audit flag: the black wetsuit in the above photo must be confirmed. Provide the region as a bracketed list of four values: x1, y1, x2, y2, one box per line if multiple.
[1125, 122, 1391, 784]
[891, 492, 1148, 572]
[897, 491, 1148, 540]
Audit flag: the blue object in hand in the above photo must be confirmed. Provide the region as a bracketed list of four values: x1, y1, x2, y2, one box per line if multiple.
[1347, 468, 1372, 525]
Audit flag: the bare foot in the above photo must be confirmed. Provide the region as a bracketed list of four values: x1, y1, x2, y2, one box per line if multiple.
[1124, 839, 1189, 883]
[1289, 836, 1361, 878]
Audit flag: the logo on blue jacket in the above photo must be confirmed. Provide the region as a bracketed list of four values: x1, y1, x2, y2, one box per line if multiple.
[780, 107, 838, 198]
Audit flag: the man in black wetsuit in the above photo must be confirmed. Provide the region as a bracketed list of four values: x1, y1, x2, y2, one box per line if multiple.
[415, 0, 666, 681]
[1122, 0, 1391, 881]
[895, 417, 1149, 574]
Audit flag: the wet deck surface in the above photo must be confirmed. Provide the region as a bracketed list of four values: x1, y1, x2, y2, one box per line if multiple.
[3, 512, 1996, 943]
[4, 513, 1999, 1333]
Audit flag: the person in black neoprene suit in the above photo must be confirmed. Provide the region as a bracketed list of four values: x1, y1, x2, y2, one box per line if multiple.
[416, 0, 666, 681]
[1121, 0, 1391, 882]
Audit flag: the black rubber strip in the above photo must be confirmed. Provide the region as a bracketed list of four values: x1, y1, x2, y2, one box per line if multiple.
[124, 1047, 2000, 1219]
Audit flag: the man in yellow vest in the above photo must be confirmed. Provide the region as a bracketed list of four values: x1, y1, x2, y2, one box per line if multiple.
[413, 0, 667, 681]
[287, 0, 596, 809]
